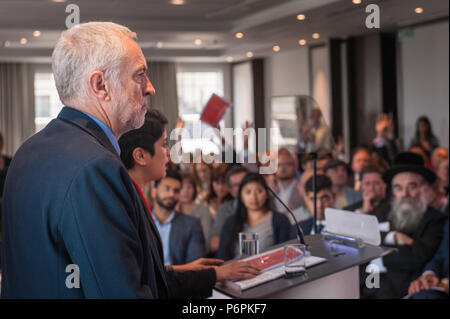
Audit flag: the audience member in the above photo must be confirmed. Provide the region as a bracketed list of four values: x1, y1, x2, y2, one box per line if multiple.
[351, 146, 371, 191]
[292, 174, 334, 235]
[345, 165, 389, 217]
[216, 173, 294, 260]
[410, 116, 439, 156]
[177, 171, 214, 249]
[209, 166, 248, 253]
[408, 218, 449, 299]
[152, 170, 206, 265]
[409, 144, 433, 170]
[205, 165, 232, 218]
[273, 148, 303, 214]
[430, 147, 449, 172]
[372, 113, 401, 165]
[361, 152, 446, 299]
[324, 159, 362, 209]
[436, 158, 449, 190]
[191, 160, 212, 203]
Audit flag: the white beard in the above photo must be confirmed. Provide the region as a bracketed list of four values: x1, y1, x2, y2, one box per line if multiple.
[389, 197, 427, 235]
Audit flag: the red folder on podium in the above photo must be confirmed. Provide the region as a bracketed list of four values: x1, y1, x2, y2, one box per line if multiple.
[200, 93, 232, 127]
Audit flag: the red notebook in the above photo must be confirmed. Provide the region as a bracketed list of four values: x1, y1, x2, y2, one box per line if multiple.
[200, 93, 232, 127]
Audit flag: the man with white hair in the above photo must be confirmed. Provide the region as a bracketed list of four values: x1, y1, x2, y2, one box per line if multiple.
[361, 152, 446, 299]
[1, 22, 167, 298]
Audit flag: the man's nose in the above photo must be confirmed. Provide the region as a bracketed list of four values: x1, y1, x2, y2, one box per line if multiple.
[146, 76, 155, 96]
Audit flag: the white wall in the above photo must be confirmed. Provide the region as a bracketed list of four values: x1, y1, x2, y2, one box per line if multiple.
[264, 47, 310, 129]
[398, 20, 449, 149]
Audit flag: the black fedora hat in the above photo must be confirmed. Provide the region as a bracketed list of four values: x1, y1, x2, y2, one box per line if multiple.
[382, 152, 436, 184]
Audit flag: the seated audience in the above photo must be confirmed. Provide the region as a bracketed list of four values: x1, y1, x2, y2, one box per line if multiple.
[209, 166, 248, 253]
[351, 146, 371, 191]
[205, 165, 232, 218]
[409, 144, 433, 170]
[177, 171, 214, 249]
[372, 113, 401, 165]
[344, 165, 389, 218]
[410, 115, 440, 156]
[408, 218, 449, 299]
[421, 180, 448, 213]
[436, 158, 449, 191]
[324, 159, 362, 209]
[216, 173, 294, 260]
[292, 174, 334, 235]
[430, 147, 449, 172]
[273, 148, 303, 214]
[191, 160, 212, 204]
[152, 170, 206, 265]
[361, 152, 446, 299]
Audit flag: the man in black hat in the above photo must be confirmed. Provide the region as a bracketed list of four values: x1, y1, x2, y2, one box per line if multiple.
[361, 152, 446, 299]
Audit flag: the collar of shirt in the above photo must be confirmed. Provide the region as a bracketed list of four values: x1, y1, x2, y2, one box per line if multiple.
[152, 210, 176, 227]
[78, 110, 121, 156]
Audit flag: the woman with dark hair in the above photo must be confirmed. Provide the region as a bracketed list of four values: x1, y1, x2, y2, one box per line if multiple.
[205, 165, 232, 218]
[410, 116, 439, 156]
[177, 171, 214, 250]
[216, 173, 295, 261]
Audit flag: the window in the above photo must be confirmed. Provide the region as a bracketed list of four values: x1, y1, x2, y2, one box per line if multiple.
[177, 71, 225, 155]
[34, 73, 63, 132]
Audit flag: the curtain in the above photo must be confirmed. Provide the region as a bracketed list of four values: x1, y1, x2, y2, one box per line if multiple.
[0, 63, 35, 156]
[146, 61, 179, 137]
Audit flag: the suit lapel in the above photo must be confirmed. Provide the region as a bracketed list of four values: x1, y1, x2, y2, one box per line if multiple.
[57, 106, 118, 158]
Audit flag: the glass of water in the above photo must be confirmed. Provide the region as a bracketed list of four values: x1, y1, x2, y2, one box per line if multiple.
[284, 244, 307, 278]
[239, 232, 259, 258]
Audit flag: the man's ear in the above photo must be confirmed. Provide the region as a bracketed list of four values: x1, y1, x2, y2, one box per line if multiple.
[89, 70, 111, 101]
[132, 147, 150, 167]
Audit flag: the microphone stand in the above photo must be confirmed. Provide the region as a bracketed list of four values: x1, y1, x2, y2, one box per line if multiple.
[267, 186, 308, 247]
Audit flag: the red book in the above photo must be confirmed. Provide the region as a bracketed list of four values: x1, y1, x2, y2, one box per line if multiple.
[200, 93, 232, 127]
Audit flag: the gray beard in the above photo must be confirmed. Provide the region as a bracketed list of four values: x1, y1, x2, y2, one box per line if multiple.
[388, 197, 427, 235]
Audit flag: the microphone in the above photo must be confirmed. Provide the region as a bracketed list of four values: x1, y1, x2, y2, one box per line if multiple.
[267, 186, 307, 246]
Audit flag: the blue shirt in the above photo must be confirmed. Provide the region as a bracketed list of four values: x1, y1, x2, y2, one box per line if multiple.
[152, 211, 176, 266]
[79, 110, 121, 156]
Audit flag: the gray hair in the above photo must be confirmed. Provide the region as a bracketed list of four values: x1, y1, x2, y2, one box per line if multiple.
[52, 22, 137, 104]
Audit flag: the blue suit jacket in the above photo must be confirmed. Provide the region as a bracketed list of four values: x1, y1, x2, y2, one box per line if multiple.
[1, 107, 170, 298]
[169, 212, 206, 265]
[424, 218, 449, 279]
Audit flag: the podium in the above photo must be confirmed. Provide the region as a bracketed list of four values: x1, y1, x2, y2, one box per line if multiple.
[213, 234, 393, 299]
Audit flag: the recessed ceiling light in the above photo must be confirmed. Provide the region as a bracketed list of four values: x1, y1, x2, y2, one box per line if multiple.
[246, 51, 254, 58]
[170, 0, 185, 5]
[52, 0, 67, 3]
[352, 0, 362, 4]
[226, 56, 233, 63]
[415, 7, 424, 14]
[235, 32, 244, 39]
[273, 45, 280, 52]
[298, 39, 307, 46]
[156, 41, 163, 48]
[20, 37, 27, 44]
[33, 30, 41, 37]
[194, 39, 202, 45]
[312, 33, 320, 39]
[4, 41, 11, 47]
[297, 14, 306, 21]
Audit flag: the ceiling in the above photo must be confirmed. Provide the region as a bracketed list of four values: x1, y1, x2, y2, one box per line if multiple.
[0, 0, 448, 63]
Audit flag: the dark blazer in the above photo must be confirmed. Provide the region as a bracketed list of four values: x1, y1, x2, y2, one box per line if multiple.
[1, 107, 172, 298]
[344, 198, 391, 222]
[169, 212, 206, 265]
[366, 207, 446, 298]
[216, 211, 295, 261]
[424, 218, 449, 279]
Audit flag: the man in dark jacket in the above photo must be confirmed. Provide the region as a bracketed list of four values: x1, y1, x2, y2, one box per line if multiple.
[361, 152, 446, 299]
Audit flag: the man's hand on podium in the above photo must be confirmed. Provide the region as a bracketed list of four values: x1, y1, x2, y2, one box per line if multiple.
[214, 261, 262, 282]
